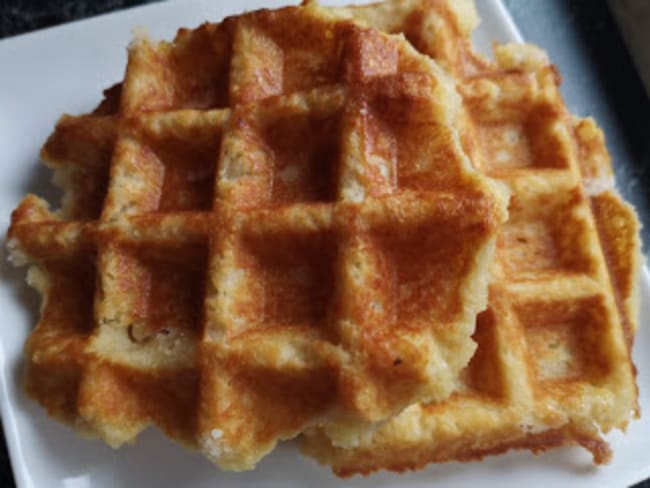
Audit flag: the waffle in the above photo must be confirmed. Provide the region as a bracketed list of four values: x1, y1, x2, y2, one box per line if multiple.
[300, 0, 643, 476]
[7, 3, 509, 471]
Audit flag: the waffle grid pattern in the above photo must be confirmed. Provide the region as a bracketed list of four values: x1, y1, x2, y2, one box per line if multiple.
[300, 0, 641, 475]
[8, 3, 508, 471]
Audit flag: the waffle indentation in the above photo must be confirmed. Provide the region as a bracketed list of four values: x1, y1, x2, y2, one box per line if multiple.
[124, 24, 232, 112]
[517, 296, 611, 383]
[23, 256, 96, 421]
[474, 103, 571, 175]
[395, 125, 464, 191]
[41, 115, 116, 220]
[497, 191, 594, 276]
[136, 114, 223, 212]
[370, 208, 480, 324]
[235, 10, 345, 98]
[241, 228, 338, 329]
[169, 25, 232, 110]
[35, 257, 97, 341]
[261, 112, 342, 204]
[150, 139, 217, 212]
[362, 77, 465, 193]
[130, 244, 208, 342]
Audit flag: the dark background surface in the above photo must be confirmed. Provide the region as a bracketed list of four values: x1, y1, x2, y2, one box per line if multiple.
[1, 0, 649, 487]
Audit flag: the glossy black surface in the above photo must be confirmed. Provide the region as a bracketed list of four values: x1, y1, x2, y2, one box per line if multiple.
[1, 1, 648, 487]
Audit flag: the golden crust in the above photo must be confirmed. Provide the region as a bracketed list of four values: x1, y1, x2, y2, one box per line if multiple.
[300, 0, 642, 476]
[7, 2, 508, 472]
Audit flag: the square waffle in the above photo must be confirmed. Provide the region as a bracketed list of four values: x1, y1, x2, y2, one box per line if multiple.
[300, 0, 643, 476]
[7, 3, 509, 471]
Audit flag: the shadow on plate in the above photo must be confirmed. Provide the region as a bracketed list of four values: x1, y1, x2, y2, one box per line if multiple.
[21, 407, 600, 488]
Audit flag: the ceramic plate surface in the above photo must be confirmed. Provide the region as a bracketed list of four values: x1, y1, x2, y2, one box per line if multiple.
[0, 1, 648, 486]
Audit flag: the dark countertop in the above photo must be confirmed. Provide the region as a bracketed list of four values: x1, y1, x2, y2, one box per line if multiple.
[1, 1, 648, 487]
[503, 0, 650, 254]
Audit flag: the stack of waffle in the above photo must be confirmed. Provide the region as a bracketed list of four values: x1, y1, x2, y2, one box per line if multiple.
[7, 0, 641, 477]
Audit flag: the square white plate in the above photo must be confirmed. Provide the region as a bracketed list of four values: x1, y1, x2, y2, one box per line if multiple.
[0, 1, 648, 486]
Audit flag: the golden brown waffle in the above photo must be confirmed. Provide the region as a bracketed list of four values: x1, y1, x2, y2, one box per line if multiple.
[300, 0, 643, 476]
[7, 3, 509, 471]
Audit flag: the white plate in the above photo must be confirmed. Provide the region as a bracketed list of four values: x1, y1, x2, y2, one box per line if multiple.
[0, 1, 648, 486]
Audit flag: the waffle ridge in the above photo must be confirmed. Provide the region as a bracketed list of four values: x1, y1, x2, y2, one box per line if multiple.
[300, 0, 643, 476]
[7, 3, 509, 471]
